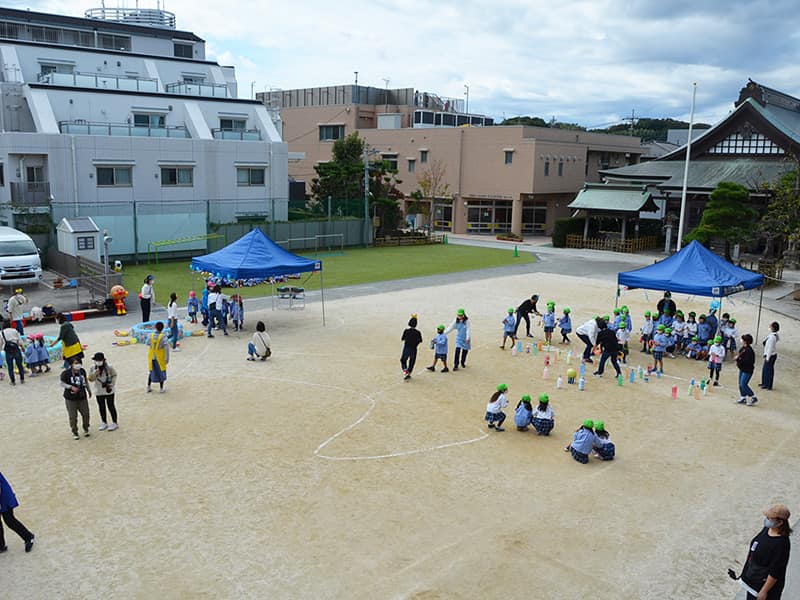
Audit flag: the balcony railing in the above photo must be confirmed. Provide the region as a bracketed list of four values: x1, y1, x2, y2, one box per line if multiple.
[165, 81, 229, 98]
[211, 128, 261, 141]
[10, 181, 51, 206]
[59, 120, 189, 138]
[38, 71, 159, 92]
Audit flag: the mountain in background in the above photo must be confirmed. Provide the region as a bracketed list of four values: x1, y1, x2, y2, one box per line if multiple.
[499, 116, 711, 142]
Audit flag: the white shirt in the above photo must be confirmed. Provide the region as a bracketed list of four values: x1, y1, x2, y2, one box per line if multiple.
[686, 321, 698, 335]
[250, 331, 272, 355]
[763, 332, 779, 358]
[486, 393, 508, 414]
[7, 294, 27, 320]
[207, 291, 224, 310]
[616, 329, 630, 344]
[709, 343, 725, 363]
[141, 283, 153, 300]
[534, 406, 554, 420]
[1, 327, 21, 345]
[167, 302, 178, 320]
[671, 320, 687, 336]
[575, 319, 599, 345]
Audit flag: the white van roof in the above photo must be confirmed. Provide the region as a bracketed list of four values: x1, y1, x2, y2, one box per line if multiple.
[0, 226, 35, 240]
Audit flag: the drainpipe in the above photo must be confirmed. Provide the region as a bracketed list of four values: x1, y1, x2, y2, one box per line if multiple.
[71, 137, 79, 216]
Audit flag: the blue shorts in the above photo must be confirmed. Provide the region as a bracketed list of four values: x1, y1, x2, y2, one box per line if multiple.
[435, 353, 447, 360]
[570, 447, 589, 464]
[544, 326, 554, 333]
[532, 417, 554, 435]
[485, 411, 505, 424]
[708, 362, 722, 372]
[652, 351, 664, 361]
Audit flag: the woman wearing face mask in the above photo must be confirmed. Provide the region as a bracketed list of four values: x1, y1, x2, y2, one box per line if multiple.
[60, 358, 92, 440]
[87, 352, 118, 431]
[732, 504, 792, 600]
[140, 275, 155, 322]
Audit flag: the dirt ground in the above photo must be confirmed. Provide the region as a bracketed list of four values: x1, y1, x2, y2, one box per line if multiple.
[2, 272, 798, 599]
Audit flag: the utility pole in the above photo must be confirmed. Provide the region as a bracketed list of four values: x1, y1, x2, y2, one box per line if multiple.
[354, 71, 358, 103]
[382, 78, 390, 112]
[250, 81, 256, 100]
[677, 83, 697, 252]
[364, 144, 370, 247]
[464, 84, 469, 114]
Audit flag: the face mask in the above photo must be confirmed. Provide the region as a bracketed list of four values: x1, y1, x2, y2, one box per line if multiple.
[764, 517, 779, 529]
[72, 365, 81, 371]
[95, 361, 104, 367]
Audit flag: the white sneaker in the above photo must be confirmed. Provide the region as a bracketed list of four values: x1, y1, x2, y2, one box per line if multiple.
[172, 347, 181, 352]
[159, 386, 166, 393]
[107, 423, 118, 431]
[98, 423, 108, 431]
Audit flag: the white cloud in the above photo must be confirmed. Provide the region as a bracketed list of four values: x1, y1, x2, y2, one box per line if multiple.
[11, 0, 800, 126]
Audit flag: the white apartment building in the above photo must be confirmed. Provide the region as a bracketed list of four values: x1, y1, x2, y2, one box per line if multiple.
[0, 5, 287, 258]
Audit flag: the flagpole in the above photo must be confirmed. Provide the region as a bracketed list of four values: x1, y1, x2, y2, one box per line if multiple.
[676, 82, 697, 252]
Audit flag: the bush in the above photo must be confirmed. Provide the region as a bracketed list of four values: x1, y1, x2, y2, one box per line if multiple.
[552, 218, 591, 247]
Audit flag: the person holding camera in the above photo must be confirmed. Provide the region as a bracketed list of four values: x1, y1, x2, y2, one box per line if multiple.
[87, 352, 119, 432]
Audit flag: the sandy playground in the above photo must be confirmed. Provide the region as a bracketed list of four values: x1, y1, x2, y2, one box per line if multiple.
[2, 270, 799, 599]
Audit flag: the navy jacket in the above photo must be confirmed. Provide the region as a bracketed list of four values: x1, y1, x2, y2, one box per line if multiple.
[0, 472, 20, 512]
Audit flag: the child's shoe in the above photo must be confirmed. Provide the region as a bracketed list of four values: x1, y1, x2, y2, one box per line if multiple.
[426, 366, 435, 372]
[441, 367, 449, 373]
[495, 426, 505, 432]
[453, 366, 459, 371]
[98, 423, 108, 431]
[747, 397, 758, 406]
[736, 397, 747, 404]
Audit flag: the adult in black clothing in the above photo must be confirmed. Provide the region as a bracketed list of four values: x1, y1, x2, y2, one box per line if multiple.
[514, 294, 541, 338]
[735, 334, 758, 406]
[730, 504, 792, 600]
[60, 358, 92, 440]
[593, 325, 621, 377]
[400, 316, 423, 381]
[656, 291, 677, 318]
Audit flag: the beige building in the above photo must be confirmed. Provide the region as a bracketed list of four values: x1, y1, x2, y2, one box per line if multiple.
[260, 85, 643, 235]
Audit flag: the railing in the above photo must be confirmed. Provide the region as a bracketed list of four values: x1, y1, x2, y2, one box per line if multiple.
[59, 120, 189, 138]
[10, 181, 51, 206]
[374, 233, 444, 247]
[566, 234, 659, 253]
[85, 7, 176, 29]
[211, 128, 261, 141]
[165, 81, 229, 98]
[38, 71, 159, 92]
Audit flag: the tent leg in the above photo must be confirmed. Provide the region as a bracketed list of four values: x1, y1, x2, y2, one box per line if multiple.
[755, 287, 763, 344]
[615, 285, 619, 309]
[271, 281, 275, 311]
[321, 269, 326, 327]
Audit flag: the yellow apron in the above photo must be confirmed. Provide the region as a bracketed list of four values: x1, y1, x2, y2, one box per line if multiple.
[148, 333, 167, 372]
[63, 341, 83, 360]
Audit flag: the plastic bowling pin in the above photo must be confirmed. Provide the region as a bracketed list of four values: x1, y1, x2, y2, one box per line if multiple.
[578, 376, 585, 391]
[544, 355, 551, 367]
[638, 365, 644, 380]
[556, 350, 561, 362]
[556, 375, 563, 389]
[542, 366, 549, 380]
[516, 340, 523, 353]
[688, 378, 695, 396]
[511, 345, 518, 356]
[579, 363, 586, 377]
[525, 344, 531, 354]
[537, 341, 543, 352]
[671, 385, 678, 399]
[532, 343, 539, 356]
[566, 350, 573, 365]
[693, 386, 700, 400]
[629, 368, 635, 383]
[617, 374, 624, 386]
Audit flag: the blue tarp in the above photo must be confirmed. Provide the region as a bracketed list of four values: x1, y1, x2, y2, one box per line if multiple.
[617, 240, 763, 297]
[190, 228, 322, 279]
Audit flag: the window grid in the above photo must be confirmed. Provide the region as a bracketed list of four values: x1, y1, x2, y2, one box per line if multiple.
[161, 167, 194, 187]
[96, 166, 132, 187]
[77, 236, 95, 251]
[504, 151, 513, 165]
[237, 167, 265, 186]
[318, 125, 345, 141]
[707, 132, 784, 155]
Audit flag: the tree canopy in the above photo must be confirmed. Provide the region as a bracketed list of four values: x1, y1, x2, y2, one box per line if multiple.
[686, 181, 758, 260]
[498, 116, 711, 142]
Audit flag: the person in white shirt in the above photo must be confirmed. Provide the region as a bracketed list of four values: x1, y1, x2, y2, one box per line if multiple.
[1, 320, 24, 385]
[575, 317, 603, 364]
[140, 275, 154, 322]
[616, 319, 631, 364]
[166, 292, 180, 351]
[760, 321, 780, 391]
[531, 394, 555, 435]
[707, 335, 726, 386]
[206, 285, 228, 337]
[6, 289, 28, 334]
[247, 321, 272, 361]
[485, 384, 509, 432]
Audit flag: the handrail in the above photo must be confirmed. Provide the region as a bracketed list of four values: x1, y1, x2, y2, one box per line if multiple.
[59, 120, 189, 138]
[38, 71, 159, 92]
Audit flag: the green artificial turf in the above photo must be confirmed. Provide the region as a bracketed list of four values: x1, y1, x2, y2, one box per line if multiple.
[121, 244, 535, 300]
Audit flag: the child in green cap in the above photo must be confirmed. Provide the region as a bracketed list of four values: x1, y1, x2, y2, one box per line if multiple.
[485, 384, 509, 432]
[500, 308, 516, 350]
[564, 419, 595, 464]
[591, 421, 615, 460]
[708, 335, 726, 386]
[532, 393, 555, 435]
[426, 325, 449, 373]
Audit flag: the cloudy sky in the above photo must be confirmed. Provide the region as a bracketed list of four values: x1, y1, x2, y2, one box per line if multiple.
[15, 0, 800, 128]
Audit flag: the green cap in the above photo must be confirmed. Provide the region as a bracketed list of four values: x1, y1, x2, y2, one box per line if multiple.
[497, 383, 508, 392]
[613, 308, 620, 315]
[714, 335, 722, 343]
[621, 305, 629, 312]
[707, 340, 713, 345]
[699, 314, 706, 319]
[692, 336, 699, 341]
[521, 394, 532, 402]
[508, 307, 514, 314]
[665, 328, 672, 334]
[644, 311, 651, 317]
[663, 308, 671, 315]
[539, 393, 549, 403]
[547, 301, 555, 308]
[689, 311, 696, 317]
[653, 312, 659, 318]
[603, 314, 610, 322]
[657, 324, 665, 331]
[437, 324, 445, 331]
[676, 310, 684, 317]
[594, 420, 605, 431]
[457, 308, 465, 316]
[583, 419, 594, 429]
[618, 319, 626, 327]
[730, 318, 737, 324]
[563, 307, 570, 314]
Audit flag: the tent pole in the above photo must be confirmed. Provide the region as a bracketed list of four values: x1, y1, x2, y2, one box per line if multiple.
[755, 287, 763, 345]
[320, 269, 326, 327]
[615, 285, 619, 309]
[716, 296, 723, 337]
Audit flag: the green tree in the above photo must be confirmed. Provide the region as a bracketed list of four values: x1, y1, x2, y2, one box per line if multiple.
[757, 167, 800, 265]
[686, 181, 757, 261]
[309, 132, 365, 216]
[415, 159, 451, 228]
[500, 116, 549, 127]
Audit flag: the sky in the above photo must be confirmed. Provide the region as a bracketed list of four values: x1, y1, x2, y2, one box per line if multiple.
[15, 0, 800, 128]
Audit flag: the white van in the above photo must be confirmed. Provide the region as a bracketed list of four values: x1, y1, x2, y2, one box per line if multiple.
[0, 226, 43, 287]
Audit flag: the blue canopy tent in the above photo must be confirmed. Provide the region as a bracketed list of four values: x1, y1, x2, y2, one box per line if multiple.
[191, 228, 325, 324]
[617, 240, 765, 338]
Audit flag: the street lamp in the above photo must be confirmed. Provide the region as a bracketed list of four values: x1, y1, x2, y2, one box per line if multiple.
[363, 144, 381, 246]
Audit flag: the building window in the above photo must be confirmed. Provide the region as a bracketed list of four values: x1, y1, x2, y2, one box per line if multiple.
[420, 150, 428, 163]
[381, 154, 398, 171]
[237, 167, 265, 186]
[161, 167, 194, 187]
[544, 161, 550, 176]
[0, 164, 4, 186]
[174, 43, 193, 58]
[708, 132, 785, 155]
[133, 113, 166, 129]
[96, 166, 132, 187]
[220, 118, 246, 132]
[26, 166, 44, 183]
[318, 125, 345, 141]
[77, 236, 95, 251]
[504, 151, 514, 165]
[558, 161, 564, 176]
[407, 159, 415, 173]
